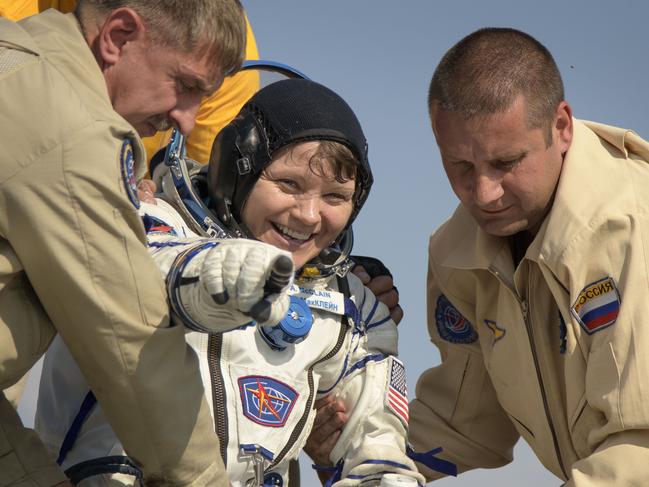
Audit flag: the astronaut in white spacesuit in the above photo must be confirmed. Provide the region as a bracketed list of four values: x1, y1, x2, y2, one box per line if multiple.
[35, 79, 450, 486]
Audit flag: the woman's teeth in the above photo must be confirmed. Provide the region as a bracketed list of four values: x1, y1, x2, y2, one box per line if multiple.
[275, 223, 311, 241]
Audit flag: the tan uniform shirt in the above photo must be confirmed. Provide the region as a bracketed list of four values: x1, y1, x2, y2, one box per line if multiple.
[0, 11, 226, 486]
[410, 120, 649, 486]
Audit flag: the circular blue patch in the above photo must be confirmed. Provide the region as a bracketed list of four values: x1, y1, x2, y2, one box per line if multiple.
[261, 296, 313, 350]
[120, 139, 140, 209]
[435, 295, 477, 344]
[278, 296, 313, 339]
[263, 472, 283, 486]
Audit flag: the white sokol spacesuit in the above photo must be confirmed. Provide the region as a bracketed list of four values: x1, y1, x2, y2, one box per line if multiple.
[34, 79, 433, 487]
[35, 197, 423, 487]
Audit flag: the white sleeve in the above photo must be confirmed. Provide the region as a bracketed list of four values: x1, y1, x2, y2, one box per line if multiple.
[141, 201, 292, 333]
[328, 274, 425, 486]
[140, 201, 235, 332]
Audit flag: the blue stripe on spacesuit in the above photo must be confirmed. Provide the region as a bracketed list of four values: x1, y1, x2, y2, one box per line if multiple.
[364, 298, 379, 325]
[166, 242, 218, 332]
[56, 391, 97, 465]
[148, 240, 195, 249]
[64, 456, 142, 484]
[239, 443, 275, 461]
[317, 355, 349, 395]
[343, 353, 386, 379]
[356, 459, 415, 470]
[56, 393, 145, 484]
[366, 315, 390, 330]
[318, 353, 386, 395]
[359, 287, 368, 314]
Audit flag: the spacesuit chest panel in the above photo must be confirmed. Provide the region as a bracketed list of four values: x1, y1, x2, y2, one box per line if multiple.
[220, 310, 348, 484]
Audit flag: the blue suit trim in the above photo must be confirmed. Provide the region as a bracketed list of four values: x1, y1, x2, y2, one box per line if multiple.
[316, 355, 349, 395]
[64, 456, 142, 484]
[148, 240, 194, 249]
[364, 299, 379, 325]
[166, 242, 218, 332]
[344, 353, 386, 379]
[56, 391, 97, 465]
[367, 315, 391, 330]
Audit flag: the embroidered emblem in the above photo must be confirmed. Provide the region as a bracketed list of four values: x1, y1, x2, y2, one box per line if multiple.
[484, 319, 505, 342]
[143, 215, 177, 236]
[238, 376, 298, 428]
[150, 224, 175, 234]
[120, 139, 139, 209]
[571, 277, 620, 335]
[385, 357, 409, 426]
[435, 295, 477, 344]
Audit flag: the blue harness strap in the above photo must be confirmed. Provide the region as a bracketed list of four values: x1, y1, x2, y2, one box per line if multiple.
[56, 391, 97, 465]
[321, 460, 344, 487]
[64, 456, 143, 484]
[56, 390, 144, 484]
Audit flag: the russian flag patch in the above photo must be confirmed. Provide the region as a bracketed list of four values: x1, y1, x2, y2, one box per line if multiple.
[571, 277, 621, 334]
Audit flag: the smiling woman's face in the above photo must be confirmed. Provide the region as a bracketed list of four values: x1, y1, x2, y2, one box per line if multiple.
[241, 141, 356, 268]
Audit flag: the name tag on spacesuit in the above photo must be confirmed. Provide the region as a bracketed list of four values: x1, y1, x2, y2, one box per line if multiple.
[289, 285, 345, 315]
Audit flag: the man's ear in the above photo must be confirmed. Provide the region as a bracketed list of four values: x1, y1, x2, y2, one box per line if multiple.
[97, 7, 146, 66]
[554, 101, 573, 153]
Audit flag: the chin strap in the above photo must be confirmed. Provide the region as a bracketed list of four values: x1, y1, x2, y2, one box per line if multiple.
[295, 228, 356, 283]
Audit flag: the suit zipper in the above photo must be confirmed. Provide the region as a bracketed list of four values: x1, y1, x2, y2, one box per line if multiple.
[208, 333, 228, 464]
[491, 268, 568, 480]
[268, 319, 348, 470]
[521, 291, 568, 480]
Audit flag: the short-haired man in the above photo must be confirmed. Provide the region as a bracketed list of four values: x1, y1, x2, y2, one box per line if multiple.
[409, 28, 649, 485]
[0, 2, 288, 486]
[1, 0, 262, 166]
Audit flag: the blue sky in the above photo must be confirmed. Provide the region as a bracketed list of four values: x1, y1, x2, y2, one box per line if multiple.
[18, 2, 649, 486]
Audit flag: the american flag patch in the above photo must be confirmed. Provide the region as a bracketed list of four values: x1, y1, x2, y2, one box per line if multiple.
[571, 277, 621, 335]
[386, 357, 409, 426]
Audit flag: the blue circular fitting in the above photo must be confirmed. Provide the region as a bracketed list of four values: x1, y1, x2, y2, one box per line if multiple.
[263, 471, 283, 486]
[261, 296, 312, 350]
[278, 296, 312, 339]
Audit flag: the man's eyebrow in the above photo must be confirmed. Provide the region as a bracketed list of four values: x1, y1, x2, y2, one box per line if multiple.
[183, 75, 218, 94]
[487, 150, 528, 165]
[179, 66, 222, 93]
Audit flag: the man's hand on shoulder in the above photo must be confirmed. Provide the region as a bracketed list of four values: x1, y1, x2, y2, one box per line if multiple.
[137, 179, 156, 204]
[351, 255, 403, 325]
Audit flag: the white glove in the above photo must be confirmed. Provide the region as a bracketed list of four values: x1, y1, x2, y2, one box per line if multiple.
[170, 239, 294, 333]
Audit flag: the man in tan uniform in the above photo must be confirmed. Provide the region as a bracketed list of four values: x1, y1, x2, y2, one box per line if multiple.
[0, 0, 261, 167]
[0, 2, 286, 486]
[409, 28, 649, 485]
